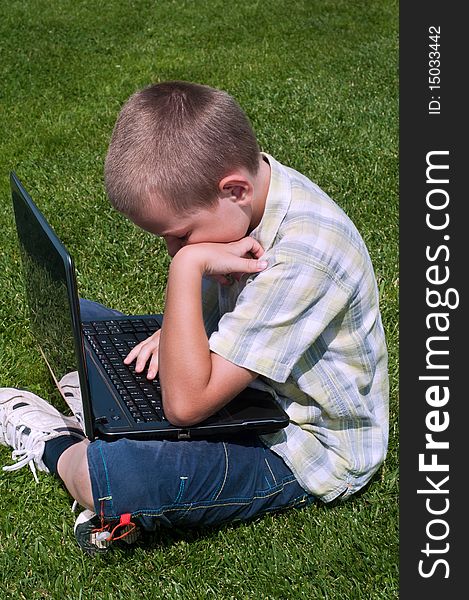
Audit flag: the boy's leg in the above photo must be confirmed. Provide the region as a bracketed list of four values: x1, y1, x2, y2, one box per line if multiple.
[84, 434, 314, 532]
[1, 386, 312, 552]
[0, 388, 134, 555]
[57, 440, 94, 511]
[79, 298, 126, 320]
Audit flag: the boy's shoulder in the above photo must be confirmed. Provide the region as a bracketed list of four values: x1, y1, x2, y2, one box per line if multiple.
[263, 154, 367, 265]
[265, 154, 353, 227]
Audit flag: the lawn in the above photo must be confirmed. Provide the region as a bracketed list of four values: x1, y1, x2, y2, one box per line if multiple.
[0, 1, 398, 598]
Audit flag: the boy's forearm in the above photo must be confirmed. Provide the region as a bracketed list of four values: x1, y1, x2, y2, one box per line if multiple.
[159, 253, 208, 382]
[158, 251, 218, 424]
[158, 240, 265, 425]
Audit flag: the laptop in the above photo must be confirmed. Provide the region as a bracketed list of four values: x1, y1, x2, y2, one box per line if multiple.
[10, 172, 289, 441]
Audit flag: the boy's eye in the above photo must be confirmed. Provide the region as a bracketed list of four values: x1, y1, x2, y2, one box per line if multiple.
[178, 233, 190, 242]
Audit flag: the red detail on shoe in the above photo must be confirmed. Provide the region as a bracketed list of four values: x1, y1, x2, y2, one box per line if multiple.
[119, 513, 132, 526]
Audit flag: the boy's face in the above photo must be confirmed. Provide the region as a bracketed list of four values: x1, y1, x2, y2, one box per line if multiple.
[131, 196, 253, 257]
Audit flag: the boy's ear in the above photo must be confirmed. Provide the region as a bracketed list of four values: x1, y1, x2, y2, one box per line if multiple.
[218, 173, 253, 205]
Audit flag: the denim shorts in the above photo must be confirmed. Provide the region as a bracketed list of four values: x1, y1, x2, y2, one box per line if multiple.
[81, 299, 314, 530]
[87, 435, 313, 531]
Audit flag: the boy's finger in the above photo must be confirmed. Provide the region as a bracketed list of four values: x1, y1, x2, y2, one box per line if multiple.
[147, 353, 159, 380]
[124, 339, 150, 364]
[245, 258, 268, 272]
[135, 346, 154, 372]
[124, 330, 160, 364]
[236, 236, 264, 259]
[123, 344, 142, 364]
[229, 257, 267, 274]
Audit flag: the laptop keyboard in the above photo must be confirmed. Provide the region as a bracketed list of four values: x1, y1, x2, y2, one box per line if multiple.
[82, 318, 165, 423]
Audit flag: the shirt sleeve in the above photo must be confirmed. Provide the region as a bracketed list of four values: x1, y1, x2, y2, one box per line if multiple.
[208, 251, 353, 383]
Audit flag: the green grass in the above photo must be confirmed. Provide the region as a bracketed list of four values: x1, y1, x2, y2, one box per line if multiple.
[0, 1, 398, 598]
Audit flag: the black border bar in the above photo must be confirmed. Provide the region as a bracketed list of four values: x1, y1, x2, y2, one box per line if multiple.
[400, 3, 465, 596]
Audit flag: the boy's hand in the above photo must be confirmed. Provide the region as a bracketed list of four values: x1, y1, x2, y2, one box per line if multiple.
[173, 236, 267, 279]
[123, 329, 161, 380]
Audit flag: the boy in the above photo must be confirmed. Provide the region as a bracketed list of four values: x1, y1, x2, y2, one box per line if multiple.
[1, 81, 389, 555]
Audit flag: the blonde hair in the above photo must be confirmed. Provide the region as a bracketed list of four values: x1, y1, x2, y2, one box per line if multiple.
[104, 81, 260, 217]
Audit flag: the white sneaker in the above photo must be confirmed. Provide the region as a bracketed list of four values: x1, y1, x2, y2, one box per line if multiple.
[0, 387, 85, 483]
[58, 371, 84, 428]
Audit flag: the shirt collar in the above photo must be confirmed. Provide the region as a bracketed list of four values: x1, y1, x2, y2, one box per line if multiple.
[249, 153, 292, 252]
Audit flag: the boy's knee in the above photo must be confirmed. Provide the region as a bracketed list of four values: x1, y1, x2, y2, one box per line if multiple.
[57, 440, 94, 511]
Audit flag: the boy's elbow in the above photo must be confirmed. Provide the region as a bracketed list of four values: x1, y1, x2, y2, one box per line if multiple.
[165, 406, 200, 427]
[162, 391, 204, 427]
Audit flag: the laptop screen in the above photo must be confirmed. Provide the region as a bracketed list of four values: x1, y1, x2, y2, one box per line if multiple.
[11, 176, 80, 389]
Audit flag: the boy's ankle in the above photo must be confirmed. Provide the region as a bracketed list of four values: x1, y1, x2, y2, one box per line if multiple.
[42, 435, 83, 477]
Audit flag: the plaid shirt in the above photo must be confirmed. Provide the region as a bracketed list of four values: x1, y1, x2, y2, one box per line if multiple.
[204, 154, 389, 502]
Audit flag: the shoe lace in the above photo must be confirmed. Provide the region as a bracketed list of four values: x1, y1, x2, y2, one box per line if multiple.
[2, 419, 49, 483]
